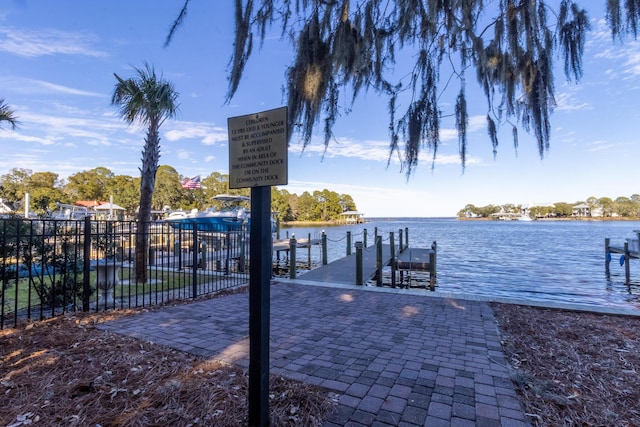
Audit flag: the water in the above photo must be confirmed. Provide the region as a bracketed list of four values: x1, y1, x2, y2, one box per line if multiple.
[280, 218, 640, 310]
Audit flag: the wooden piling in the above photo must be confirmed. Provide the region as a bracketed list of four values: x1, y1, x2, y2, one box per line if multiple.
[390, 232, 396, 288]
[322, 231, 327, 265]
[355, 241, 363, 285]
[376, 236, 383, 287]
[289, 237, 297, 279]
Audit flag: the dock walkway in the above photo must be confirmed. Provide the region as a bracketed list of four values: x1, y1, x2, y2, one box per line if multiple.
[298, 244, 392, 285]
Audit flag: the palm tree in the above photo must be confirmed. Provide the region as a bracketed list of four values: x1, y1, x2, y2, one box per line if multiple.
[0, 99, 19, 130]
[112, 63, 179, 282]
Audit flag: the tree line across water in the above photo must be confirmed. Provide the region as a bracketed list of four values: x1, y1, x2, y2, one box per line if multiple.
[0, 166, 357, 222]
[458, 196, 640, 219]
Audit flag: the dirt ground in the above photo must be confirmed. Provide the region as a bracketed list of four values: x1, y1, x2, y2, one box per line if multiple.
[1, 296, 639, 426]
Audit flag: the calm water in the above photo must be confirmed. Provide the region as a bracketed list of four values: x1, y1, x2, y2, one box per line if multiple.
[280, 218, 640, 310]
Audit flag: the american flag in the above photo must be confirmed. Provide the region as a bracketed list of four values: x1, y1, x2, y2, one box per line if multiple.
[181, 175, 201, 189]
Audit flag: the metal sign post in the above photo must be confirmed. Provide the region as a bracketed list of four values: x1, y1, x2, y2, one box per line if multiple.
[227, 107, 288, 427]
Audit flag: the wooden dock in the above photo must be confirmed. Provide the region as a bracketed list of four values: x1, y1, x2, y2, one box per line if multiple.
[396, 247, 437, 290]
[298, 244, 392, 285]
[605, 235, 640, 283]
[294, 243, 437, 289]
[272, 237, 320, 252]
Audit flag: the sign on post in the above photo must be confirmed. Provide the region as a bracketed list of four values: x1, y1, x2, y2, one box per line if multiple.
[227, 106, 288, 427]
[228, 106, 288, 188]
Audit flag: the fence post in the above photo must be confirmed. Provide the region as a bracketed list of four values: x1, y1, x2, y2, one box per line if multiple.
[178, 228, 183, 270]
[82, 216, 92, 311]
[307, 233, 312, 269]
[289, 236, 297, 279]
[355, 241, 363, 285]
[225, 229, 231, 275]
[215, 237, 221, 271]
[239, 232, 246, 273]
[199, 240, 207, 269]
[363, 228, 367, 248]
[376, 236, 382, 287]
[390, 232, 396, 288]
[399, 228, 404, 252]
[346, 231, 352, 256]
[191, 227, 198, 298]
[322, 231, 328, 266]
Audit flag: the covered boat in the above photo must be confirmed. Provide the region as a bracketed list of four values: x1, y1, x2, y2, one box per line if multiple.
[165, 195, 250, 232]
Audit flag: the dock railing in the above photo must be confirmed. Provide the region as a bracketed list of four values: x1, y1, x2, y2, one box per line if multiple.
[605, 231, 640, 284]
[280, 227, 437, 289]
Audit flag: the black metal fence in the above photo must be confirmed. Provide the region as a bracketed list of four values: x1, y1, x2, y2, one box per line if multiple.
[0, 217, 250, 329]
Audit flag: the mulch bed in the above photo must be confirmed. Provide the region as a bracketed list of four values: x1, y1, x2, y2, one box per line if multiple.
[492, 303, 640, 426]
[0, 307, 336, 427]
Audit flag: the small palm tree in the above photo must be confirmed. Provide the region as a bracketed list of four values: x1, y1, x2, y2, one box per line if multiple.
[0, 98, 19, 130]
[112, 63, 179, 282]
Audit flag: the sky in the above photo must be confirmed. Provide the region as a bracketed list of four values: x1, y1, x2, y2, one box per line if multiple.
[1, 1, 639, 217]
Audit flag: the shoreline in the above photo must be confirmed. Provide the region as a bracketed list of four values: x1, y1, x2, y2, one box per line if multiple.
[280, 216, 640, 227]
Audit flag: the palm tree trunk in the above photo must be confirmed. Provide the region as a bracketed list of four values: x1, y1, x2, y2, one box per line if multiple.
[135, 125, 161, 283]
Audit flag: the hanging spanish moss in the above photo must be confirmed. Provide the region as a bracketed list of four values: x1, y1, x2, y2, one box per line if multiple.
[164, 0, 639, 175]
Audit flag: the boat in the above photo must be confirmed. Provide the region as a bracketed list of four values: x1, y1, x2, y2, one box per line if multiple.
[517, 215, 533, 222]
[48, 203, 93, 220]
[165, 194, 277, 232]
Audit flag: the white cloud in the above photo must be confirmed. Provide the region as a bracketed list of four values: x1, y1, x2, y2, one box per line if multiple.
[164, 122, 227, 146]
[589, 19, 640, 78]
[0, 77, 105, 97]
[555, 91, 591, 111]
[0, 27, 107, 57]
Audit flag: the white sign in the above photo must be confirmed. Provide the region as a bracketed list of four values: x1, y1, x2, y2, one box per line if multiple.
[228, 107, 288, 189]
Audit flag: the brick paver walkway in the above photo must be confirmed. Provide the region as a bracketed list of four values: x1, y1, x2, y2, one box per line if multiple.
[98, 281, 530, 426]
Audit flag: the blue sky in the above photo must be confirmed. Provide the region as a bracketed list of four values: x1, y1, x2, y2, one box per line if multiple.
[1, 1, 639, 217]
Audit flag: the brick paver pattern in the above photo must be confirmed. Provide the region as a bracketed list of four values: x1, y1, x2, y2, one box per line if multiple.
[99, 282, 530, 426]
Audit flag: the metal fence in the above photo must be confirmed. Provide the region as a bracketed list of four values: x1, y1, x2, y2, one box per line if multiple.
[0, 217, 250, 329]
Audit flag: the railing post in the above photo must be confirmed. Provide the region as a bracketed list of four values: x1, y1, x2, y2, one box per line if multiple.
[605, 238, 611, 276]
[624, 241, 631, 284]
[430, 241, 437, 291]
[363, 228, 367, 248]
[398, 228, 403, 253]
[405, 227, 409, 249]
[289, 236, 297, 279]
[82, 216, 92, 311]
[374, 226, 378, 242]
[376, 236, 382, 287]
[355, 241, 363, 285]
[322, 231, 328, 265]
[390, 232, 396, 288]
[307, 232, 312, 269]
[346, 231, 352, 256]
